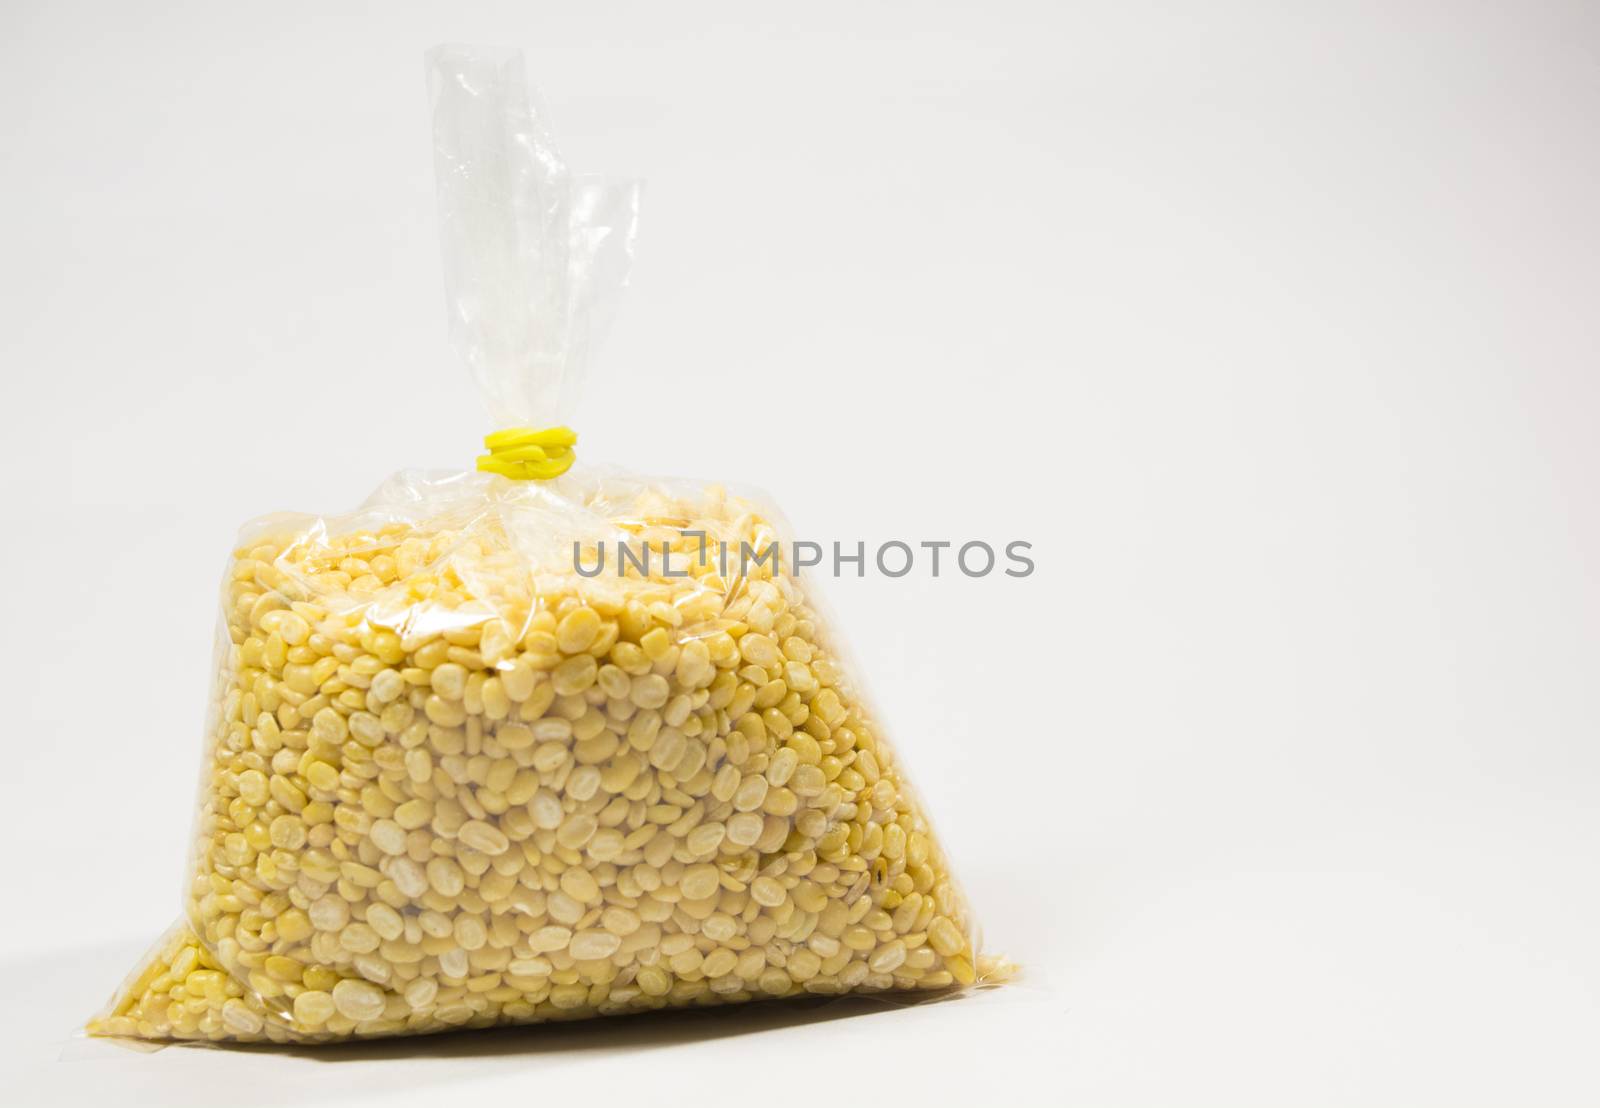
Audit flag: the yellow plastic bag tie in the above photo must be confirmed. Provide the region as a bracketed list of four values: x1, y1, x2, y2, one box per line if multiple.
[477, 426, 578, 480]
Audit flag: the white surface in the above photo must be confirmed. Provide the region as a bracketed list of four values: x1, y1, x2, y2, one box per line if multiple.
[2, 1, 1597, 1105]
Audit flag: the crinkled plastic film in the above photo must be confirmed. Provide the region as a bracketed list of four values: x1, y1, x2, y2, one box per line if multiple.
[89, 45, 998, 1046]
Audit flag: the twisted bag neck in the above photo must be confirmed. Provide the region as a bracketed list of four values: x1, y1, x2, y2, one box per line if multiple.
[429, 46, 638, 482]
[477, 425, 578, 480]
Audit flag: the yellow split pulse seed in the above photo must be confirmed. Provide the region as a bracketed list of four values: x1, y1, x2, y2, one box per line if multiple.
[89, 475, 990, 1043]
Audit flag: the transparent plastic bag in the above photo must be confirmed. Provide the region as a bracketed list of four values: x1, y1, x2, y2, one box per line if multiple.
[89, 45, 996, 1045]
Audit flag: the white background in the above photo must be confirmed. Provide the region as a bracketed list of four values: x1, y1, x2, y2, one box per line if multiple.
[3, 1, 1597, 1105]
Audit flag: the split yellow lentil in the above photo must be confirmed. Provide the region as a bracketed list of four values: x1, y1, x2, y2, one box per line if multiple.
[89, 475, 994, 1044]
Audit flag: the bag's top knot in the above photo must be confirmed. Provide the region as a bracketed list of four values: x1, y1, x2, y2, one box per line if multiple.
[476, 425, 578, 480]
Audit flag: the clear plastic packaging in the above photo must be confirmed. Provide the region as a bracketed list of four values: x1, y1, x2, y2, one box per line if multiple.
[89, 45, 994, 1045]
